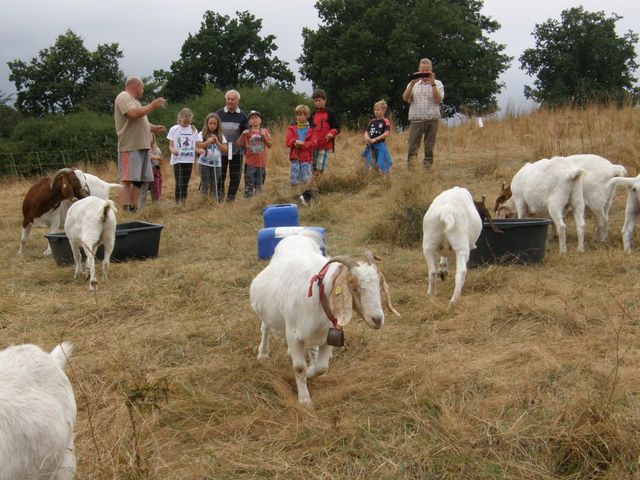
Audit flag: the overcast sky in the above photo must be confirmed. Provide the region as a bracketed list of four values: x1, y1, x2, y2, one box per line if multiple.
[1, 0, 638, 113]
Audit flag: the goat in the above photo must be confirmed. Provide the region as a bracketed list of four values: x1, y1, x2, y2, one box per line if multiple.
[422, 187, 485, 305]
[0, 342, 76, 480]
[73, 169, 121, 199]
[64, 196, 117, 291]
[607, 174, 640, 251]
[493, 181, 512, 215]
[249, 232, 400, 406]
[496, 157, 586, 253]
[474, 194, 504, 234]
[565, 154, 627, 241]
[18, 168, 89, 256]
[497, 155, 627, 245]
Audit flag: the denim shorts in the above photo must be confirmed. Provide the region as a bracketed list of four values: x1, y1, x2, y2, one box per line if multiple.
[312, 149, 331, 171]
[290, 161, 312, 185]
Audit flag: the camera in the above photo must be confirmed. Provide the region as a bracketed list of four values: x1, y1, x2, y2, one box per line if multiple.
[410, 72, 431, 80]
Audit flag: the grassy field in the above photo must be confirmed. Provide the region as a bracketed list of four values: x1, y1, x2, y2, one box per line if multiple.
[2, 105, 640, 479]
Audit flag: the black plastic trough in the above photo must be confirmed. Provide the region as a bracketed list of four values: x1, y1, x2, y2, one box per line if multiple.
[469, 218, 551, 268]
[45, 221, 164, 266]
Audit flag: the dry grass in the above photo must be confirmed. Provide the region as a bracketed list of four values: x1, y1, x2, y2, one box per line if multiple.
[2, 105, 640, 479]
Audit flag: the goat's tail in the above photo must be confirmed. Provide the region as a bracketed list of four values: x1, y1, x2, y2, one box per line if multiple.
[50, 342, 73, 369]
[567, 168, 584, 182]
[440, 211, 457, 233]
[102, 199, 118, 223]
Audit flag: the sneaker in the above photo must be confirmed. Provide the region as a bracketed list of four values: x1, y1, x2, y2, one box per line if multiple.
[299, 194, 308, 206]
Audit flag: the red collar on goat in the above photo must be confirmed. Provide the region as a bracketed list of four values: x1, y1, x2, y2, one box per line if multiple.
[307, 261, 339, 329]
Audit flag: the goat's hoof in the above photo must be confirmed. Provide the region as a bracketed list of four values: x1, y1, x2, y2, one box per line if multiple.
[299, 398, 313, 409]
[257, 353, 269, 363]
[89, 281, 98, 291]
[438, 271, 447, 281]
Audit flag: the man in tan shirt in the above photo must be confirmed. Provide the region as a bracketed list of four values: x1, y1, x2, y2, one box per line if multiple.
[402, 58, 444, 170]
[114, 77, 166, 211]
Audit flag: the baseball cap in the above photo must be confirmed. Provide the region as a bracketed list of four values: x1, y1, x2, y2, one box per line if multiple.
[248, 110, 262, 119]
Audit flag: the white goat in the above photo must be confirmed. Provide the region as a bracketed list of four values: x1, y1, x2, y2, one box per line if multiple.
[498, 157, 586, 253]
[422, 187, 482, 305]
[64, 196, 117, 291]
[73, 169, 121, 199]
[607, 174, 640, 251]
[0, 342, 76, 480]
[250, 232, 399, 406]
[555, 154, 626, 241]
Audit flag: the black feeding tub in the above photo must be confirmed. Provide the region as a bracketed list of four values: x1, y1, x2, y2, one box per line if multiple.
[469, 218, 552, 268]
[45, 221, 164, 266]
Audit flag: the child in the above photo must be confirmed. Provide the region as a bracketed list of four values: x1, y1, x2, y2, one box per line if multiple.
[362, 100, 393, 175]
[309, 89, 340, 184]
[238, 110, 272, 199]
[167, 107, 204, 203]
[138, 135, 163, 208]
[196, 113, 228, 201]
[286, 105, 316, 204]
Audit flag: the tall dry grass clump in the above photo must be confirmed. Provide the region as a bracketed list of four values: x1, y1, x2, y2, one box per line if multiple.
[1, 104, 640, 478]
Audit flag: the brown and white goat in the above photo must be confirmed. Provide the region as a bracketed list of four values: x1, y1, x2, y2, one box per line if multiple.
[18, 168, 89, 256]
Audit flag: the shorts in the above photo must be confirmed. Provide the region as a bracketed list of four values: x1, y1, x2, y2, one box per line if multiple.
[118, 149, 153, 182]
[312, 149, 331, 172]
[290, 161, 312, 185]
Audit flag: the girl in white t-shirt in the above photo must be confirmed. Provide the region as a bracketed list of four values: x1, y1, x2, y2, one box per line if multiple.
[196, 113, 228, 202]
[167, 108, 204, 203]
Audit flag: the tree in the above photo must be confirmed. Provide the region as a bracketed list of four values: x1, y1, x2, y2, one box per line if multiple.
[8, 30, 123, 115]
[162, 11, 295, 101]
[299, 0, 511, 122]
[520, 7, 639, 107]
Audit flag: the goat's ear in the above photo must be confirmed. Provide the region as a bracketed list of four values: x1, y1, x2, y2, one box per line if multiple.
[379, 270, 401, 317]
[330, 266, 353, 327]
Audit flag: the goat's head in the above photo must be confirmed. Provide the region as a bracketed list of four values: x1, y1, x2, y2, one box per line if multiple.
[495, 196, 517, 219]
[327, 252, 400, 330]
[51, 168, 89, 201]
[493, 181, 512, 214]
[474, 194, 504, 234]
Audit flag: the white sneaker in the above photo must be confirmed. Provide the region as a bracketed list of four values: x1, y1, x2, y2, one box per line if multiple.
[299, 195, 308, 206]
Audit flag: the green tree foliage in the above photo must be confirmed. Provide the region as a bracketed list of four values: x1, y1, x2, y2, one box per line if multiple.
[520, 7, 639, 107]
[152, 85, 309, 132]
[299, 0, 510, 122]
[161, 11, 295, 101]
[7, 30, 123, 115]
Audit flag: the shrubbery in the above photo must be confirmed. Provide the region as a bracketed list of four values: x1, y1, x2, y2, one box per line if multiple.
[0, 86, 311, 177]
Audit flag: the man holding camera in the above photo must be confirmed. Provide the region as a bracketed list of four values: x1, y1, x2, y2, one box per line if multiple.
[402, 58, 444, 169]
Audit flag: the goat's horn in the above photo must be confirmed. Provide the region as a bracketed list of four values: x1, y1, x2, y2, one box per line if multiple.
[325, 255, 359, 270]
[501, 181, 506, 189]
[51, 168, 74, 188]
[481, 194, 486, 204]
[363, 251, 380, 265]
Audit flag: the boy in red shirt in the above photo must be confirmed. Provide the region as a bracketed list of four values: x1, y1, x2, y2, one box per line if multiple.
[309, 89, 340, 184]
[238, 110, 272, 198]
[286, 105, 316, 203]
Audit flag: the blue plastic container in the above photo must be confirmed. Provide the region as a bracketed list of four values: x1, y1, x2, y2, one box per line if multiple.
[257, 226, 325, 260]
[263, 203, 299, 228]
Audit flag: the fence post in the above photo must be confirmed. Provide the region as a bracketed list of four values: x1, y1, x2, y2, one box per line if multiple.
[35, 151, 44, 175]
[10, 153, 20, 177]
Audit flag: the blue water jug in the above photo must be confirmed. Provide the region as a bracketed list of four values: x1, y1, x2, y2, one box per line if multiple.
[263, 203, 299, 228]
